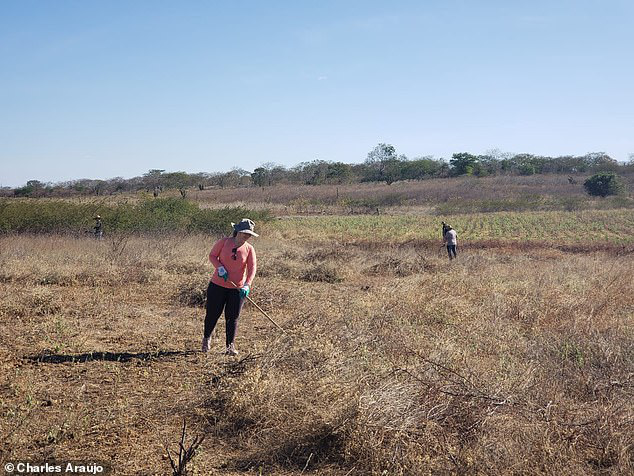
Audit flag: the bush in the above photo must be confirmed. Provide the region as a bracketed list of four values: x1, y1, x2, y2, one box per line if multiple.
[583, 172, 625, 197]
[0, 198, 273, 234]
[190, 206, 272, 234]
[300, 264, 344, 283]
[174, 277, 208, 307]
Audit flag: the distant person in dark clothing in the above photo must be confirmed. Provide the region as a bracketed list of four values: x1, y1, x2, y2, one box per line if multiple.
[94, 215, 103, 240]
[441, 221, 450, 240]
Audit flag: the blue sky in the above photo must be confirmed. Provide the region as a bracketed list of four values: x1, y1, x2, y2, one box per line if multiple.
[1, 0, 633, 187]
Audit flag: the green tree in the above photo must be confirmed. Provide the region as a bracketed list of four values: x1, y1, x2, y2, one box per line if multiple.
[584, 152, 619, 171]
[512, 154, 545, 175]
[229, 167, 252, 187]
[297, 160, 329, 185]
[26, 180, 45, 189]
[250, 162, 286, 186]
[326, 162, 352, 184]
[143, 169, 165, 190]
[13, 185, 34, 197]
[162, 172, 191, 189]
[401, 156, 434, 180]
[13, 180, 45, 197]
[251, 167, 267, 187]
[450, 152, 478, 176]
[365, 143, 403, 184]
[583, 172, 625, 197]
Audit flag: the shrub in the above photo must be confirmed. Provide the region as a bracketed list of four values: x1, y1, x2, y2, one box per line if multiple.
[189, 206, 272, 234]
[366, 256, 439, 277]
[583, 172, 625, 197]
[300, 264, 344, 283]
[0, 198, 273, 234]
[174, 277, 208, 307]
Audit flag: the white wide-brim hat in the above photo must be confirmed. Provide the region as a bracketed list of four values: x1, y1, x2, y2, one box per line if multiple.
[231, 218, 259, 237]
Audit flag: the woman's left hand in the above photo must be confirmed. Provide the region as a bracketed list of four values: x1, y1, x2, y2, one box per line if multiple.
[239, 285, 250, 299]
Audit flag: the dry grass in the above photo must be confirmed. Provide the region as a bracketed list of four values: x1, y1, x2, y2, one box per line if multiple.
[1, 228, 633, 475]
[269, 209, 634, 246]
[185, 173, 634, 215]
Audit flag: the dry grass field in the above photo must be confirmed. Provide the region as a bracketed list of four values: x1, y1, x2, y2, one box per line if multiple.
[185, 173, 634, 215]
[58, 173, 634, 216]
[1, 213, 633, 474]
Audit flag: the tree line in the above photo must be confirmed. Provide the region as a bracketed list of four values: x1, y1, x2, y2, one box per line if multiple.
[5, 145, 633, 197]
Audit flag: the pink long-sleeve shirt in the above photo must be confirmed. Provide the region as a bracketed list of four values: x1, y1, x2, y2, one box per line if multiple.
[209, 237, 257, 289]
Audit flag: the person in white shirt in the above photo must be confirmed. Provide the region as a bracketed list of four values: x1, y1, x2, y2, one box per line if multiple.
[443, 225, 457, 260]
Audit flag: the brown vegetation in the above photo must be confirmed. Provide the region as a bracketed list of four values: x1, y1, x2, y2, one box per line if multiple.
[1, 228, 633, 474]
[187, 173, 634, 215]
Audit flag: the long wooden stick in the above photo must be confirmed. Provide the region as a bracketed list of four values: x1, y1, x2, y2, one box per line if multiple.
[245, 295, 286, 333]
[229, 280, 286, 333]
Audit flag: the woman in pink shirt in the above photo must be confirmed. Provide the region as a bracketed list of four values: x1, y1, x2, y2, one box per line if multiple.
[201, 218, 258, 355]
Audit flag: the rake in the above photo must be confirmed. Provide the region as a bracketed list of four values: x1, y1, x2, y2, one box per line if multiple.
[228, 279, 286, 333]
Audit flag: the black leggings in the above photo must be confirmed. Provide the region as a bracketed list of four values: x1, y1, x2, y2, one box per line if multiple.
[447, 244, 457, 259]
[204, 282, 245, 346]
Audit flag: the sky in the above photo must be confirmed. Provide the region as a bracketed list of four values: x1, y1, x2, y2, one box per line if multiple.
[1, 0, 633, 187]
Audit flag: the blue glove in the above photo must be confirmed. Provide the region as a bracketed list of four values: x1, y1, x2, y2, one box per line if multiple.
[217, 266, 228, 282]
[239, 285, 250, 299]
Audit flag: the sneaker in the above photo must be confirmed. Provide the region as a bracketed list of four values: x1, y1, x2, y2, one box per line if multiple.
[201, 336, 210, 353]
[225, 343, 239, 356]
